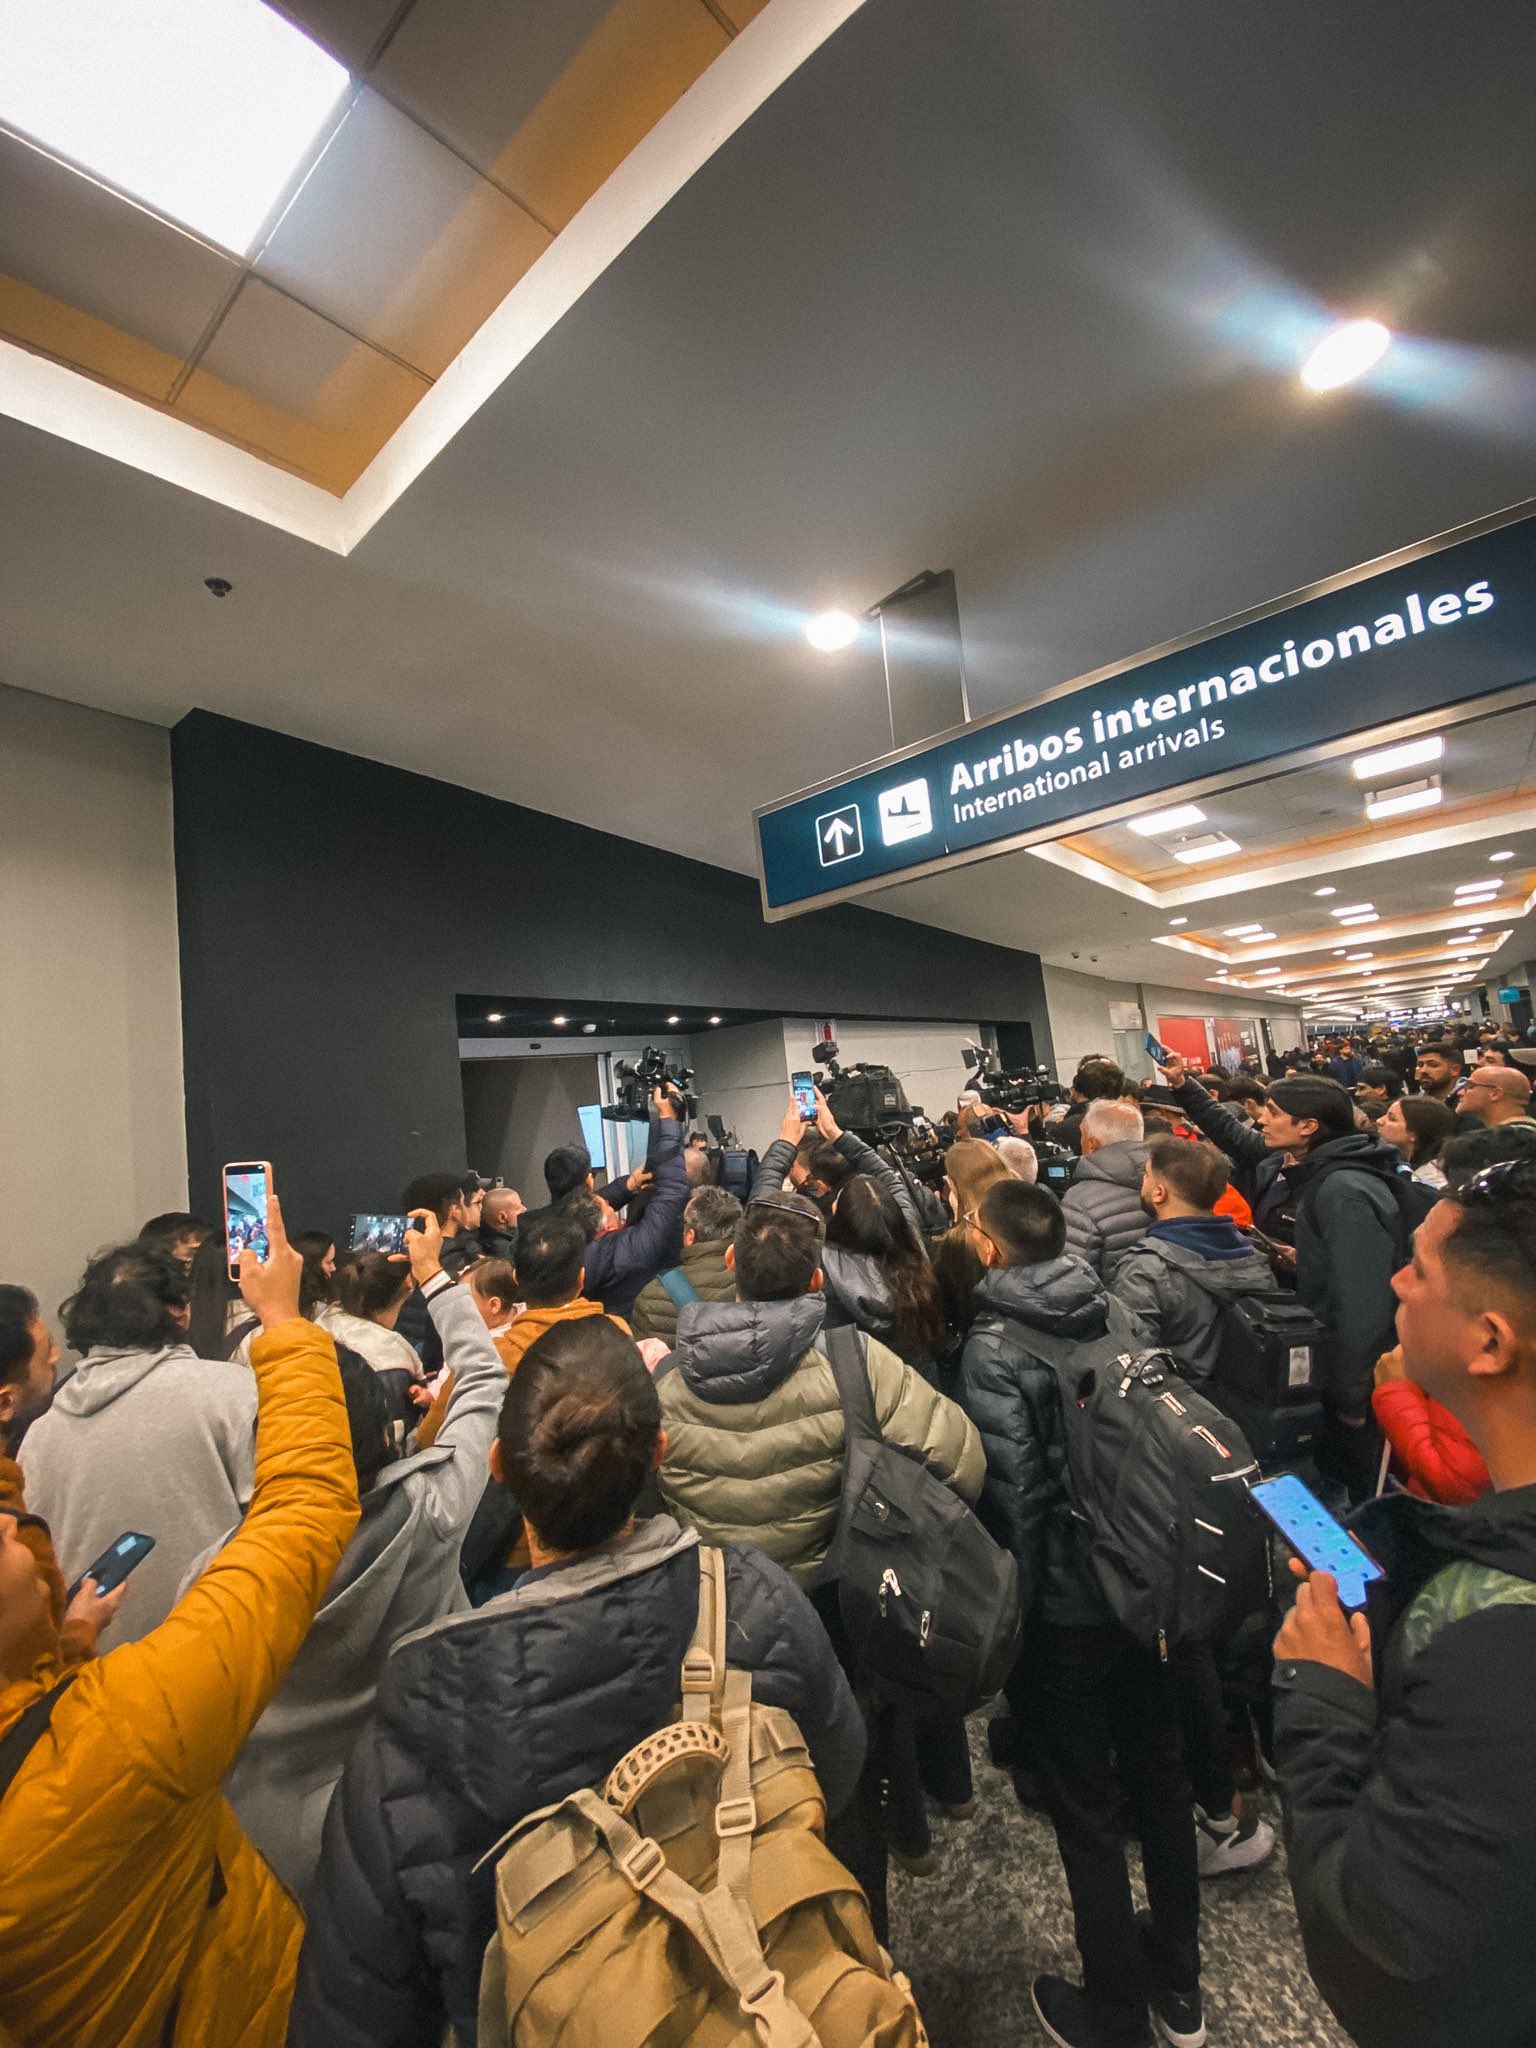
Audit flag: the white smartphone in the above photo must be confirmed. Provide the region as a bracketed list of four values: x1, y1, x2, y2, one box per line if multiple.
[223, 1160, 273, 1281]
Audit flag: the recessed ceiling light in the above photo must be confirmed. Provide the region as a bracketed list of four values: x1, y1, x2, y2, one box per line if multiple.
[486, 1012, 504, 1023]
[1333, 949, 1349, 956]
[1224, 924, 1265, 937]
[1351, 736, 1444, 782]
[0, 0, 350, 257]
[1240, 932, 1278, 945]
[1346, 953, 1375, 962]
[1365, 777, 1441, 821]
[1168, 917, 1188, 927]
[1314, 886, 1337, 897]
[709, 1015, 722, 1026]
[1490, 851, 1515, 863]
[552, 1015, 568, 1025]
[1338, 912, 1380, 926]
[1300, 318, 1392, 391]
[1251, 970, 1284, 981]
[1131, 804, 1207, 838]
[1173, 834, 1242, 865]
[1331, 903, 1374, 918]
[805, 610, 861, 652]
[666, 1015, 681, 1026]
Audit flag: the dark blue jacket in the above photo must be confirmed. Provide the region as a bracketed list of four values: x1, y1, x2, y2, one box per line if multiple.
[289, 1516, 863, 2048]
[579, 1117, 690, 1321]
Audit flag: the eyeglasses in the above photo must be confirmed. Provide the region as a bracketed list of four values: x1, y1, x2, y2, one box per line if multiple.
[751, 1194, 826, 1240]
[1462, 1157, 1536, 1206]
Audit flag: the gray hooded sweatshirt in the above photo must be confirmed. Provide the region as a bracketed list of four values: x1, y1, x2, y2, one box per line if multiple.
[184, 1274, 507, 1901]
[19, 1343, 256, 1645]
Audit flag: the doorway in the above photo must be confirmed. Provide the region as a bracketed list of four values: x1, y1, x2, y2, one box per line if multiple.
[462, 1055, 601, 1204]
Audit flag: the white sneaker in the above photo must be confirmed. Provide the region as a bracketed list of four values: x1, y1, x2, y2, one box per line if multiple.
[1195, 1802, 1275, 1877]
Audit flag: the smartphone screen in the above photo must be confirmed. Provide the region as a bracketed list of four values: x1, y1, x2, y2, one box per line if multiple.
[1144, 1030, 1172, 1066]
[1250, 1474, 1384, 1608]
[223, 1161, 271, 1278]
[68, 1531, 155, 1602]
[350, 1213, 411, 1255]
[792, 1071, 818, 1121]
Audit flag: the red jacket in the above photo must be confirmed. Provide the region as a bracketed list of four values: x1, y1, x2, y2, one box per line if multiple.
[1371, 1378, 1491, 1504]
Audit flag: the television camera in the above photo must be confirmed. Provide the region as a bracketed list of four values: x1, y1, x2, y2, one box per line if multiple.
[961, 1039, 1068, 1114]
[811, 1039, 952, 1202]
[602, 1045, 698, 1122]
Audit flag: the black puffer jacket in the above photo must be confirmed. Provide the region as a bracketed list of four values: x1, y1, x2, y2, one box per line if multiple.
[958, 1256, 1138, 1626]
[289, 1516, 864, 2048]
[1173, 1077, 1407, 1408]
[1277, 1482, 1536, 2048]
[1062, 1139, 1150, 1279]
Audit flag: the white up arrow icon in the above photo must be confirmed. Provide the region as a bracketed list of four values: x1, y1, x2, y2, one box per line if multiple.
[815, 803, 863, 867]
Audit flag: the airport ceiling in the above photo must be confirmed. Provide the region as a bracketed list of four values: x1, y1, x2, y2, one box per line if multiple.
[1, 0, 1534, 1006]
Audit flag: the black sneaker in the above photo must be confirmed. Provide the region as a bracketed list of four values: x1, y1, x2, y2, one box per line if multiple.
[1030, 1974, 1154, 2048]
[1134, 1911, 1207, 2048]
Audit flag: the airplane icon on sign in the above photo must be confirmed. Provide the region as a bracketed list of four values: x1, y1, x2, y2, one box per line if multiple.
[816, 803, 863, 866]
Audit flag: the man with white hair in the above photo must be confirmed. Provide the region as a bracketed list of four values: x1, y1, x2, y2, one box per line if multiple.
[1062, 1098, 1148, 1280]
[994, 1135, 1038, 1183]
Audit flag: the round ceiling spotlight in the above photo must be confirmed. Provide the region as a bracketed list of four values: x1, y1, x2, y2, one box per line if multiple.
[1300, 319, 1391, 392]
[708, 1015, 722, 1026]
[666, 1015, 680, 1026]
[1314, 886, 1337, 898]
[1168, 917, 1188, 927]
[486, 1012, 503, 1023]
[552, 1015, 568, 1026]
[1490, 850, 1515, 862]
[805, 610, 861, 652]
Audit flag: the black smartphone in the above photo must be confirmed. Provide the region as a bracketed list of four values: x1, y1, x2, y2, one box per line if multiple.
[1144, 1030, 1173, 1067]
[67, 1531, 155, 1603]
[1250, 1474, 1383, 1609]
[223, 1160, 272, 1280]
[350, 1214, 420, 1255]
[791, 1071, 818, 1121]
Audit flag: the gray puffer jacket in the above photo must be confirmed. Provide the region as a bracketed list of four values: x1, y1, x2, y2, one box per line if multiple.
[656, 1293, 983, 1584]
[1062, 1139, 1150, 1279]
[1111, 1217, 1279, 1383]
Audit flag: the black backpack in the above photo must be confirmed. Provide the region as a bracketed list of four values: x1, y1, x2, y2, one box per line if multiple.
[1296, 1159, 1438, 1264]
[818, 1325, 1021, 1713]
[715, 1147, 760, 1204]
[1020, 1313, 1270, 1655]
[1178, 1269, 1327, 1468]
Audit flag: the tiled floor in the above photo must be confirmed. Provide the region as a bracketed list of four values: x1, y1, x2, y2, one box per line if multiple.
[888, 1722, 1350, 2047]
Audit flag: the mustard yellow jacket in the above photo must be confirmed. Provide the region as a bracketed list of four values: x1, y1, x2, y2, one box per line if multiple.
[0, 1318, 359, 2048]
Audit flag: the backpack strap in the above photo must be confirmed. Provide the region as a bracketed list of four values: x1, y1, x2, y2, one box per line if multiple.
[658, 1267, 701, 1310]
[821, 1322, 881, 1445]
[1296, 1159, 1414, 1247]
[0, 1674, 77, 1804]
[565, 1790, 819, 2048]
[681, 1544, 728, 1724]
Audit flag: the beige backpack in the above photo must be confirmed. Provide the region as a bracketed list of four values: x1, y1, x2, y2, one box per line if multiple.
[474, 1545, 927, 2048]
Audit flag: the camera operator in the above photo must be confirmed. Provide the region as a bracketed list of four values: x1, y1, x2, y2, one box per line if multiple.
[561, 1088, 689, 1323]
[755, 1090, 924, 1239]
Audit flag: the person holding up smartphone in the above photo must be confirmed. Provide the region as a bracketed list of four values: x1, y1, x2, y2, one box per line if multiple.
[0, 1190, 360, 2048]
[1271, 1164, 1536, 2048]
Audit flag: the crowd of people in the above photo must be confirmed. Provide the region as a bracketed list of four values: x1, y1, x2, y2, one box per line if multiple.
[2, 1018, 1535, 2048]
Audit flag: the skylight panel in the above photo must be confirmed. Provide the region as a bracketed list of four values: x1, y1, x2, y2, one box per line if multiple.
[0, 0, 349, 255]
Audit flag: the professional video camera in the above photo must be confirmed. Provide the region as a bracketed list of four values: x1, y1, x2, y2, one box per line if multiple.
[811, 1040, 952, 1205]
[602, 1044, 699, 1122]
[961, 1039, 1069, 1114]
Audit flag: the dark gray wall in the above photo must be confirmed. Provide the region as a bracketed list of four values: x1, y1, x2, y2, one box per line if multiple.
[171, 712, 1053, 1234]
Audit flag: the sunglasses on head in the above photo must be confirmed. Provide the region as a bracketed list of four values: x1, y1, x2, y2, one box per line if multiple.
[752, 1194, 826, 1240]
[1462, 1157, 1536, 1206]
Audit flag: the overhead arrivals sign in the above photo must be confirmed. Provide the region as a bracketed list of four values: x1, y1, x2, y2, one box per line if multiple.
[755, 503, 1536, 918]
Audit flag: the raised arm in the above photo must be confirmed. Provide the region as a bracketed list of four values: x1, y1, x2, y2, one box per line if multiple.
[408, 1210, 510, 1535]
[81, 1196, 358, 1799]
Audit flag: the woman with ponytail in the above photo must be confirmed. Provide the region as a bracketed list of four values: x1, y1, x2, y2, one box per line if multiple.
[292, 1315, 863, 2048]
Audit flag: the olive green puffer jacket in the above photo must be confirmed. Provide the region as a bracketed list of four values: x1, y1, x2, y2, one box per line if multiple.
[655, 1294, 984, 1585]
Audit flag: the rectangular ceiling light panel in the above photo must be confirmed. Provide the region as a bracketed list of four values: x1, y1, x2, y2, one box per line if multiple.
[1364, 777, 1442, 821]
[1172, 834, 1242, 865]
[1129, 804, 1207, 838]
[0, 0, 349, 255]
[1351, 735, 1444, 781]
